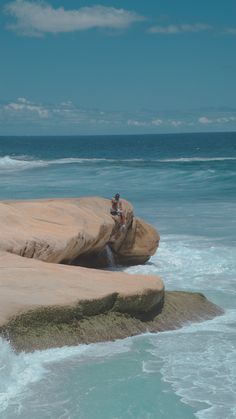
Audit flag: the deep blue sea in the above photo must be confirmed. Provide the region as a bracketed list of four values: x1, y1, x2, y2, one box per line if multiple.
[0, 132, 236, 418]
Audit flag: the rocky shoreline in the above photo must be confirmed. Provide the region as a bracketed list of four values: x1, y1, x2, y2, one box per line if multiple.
[0, 197, 223, 352]
[1, 291, 222, 352]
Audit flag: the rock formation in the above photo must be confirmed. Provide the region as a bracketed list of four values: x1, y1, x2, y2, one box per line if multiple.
[0, 197, 159, 266]
[0, 197, 222, 351]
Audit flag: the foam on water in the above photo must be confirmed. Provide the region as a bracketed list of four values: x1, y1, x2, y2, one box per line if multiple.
[0, 156, 101, 172]
[159, 157, 236, 162]
[0, 338, 132, 415]
[142, 309, 236, 419]
[1, 155, 236, 173]
[124, 235, 236, 298]
[0, 156, 149, 172]
[0, 156, 47, 171]
[125, 234, 236, 418]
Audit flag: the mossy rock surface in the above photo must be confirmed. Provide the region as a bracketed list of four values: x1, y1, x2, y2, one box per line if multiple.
[1, 291, 223, 352]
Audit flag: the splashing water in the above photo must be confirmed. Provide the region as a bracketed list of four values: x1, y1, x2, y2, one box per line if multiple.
[105, 245, 116, 268]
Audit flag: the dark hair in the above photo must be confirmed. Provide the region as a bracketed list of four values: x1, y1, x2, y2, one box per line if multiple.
[115, 193, 120, 200]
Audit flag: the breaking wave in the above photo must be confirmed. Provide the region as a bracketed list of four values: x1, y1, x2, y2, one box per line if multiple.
[1, 155, 236, 173]
[159, 157, 236, 162]
[0, 337, 132, 415]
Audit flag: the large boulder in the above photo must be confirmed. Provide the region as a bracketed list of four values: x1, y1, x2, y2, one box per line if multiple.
[0, 197, 159, 267]
[0, 197, 164, 346]
[0, 250, 164, 328]
[0, 197, 222, 352]
[111, 217, 160, 265]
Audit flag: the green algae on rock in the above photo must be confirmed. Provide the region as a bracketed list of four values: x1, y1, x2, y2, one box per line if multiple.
[1, 291, 223, 352]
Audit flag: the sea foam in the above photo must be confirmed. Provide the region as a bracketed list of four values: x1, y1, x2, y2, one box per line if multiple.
[1, 155, 235, 173]
[143, 309, 236, 419]
[124, 235, 236, 297]
[0, 338, 132, 415]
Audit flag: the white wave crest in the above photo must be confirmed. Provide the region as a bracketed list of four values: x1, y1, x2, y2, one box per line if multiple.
[159, 157, 236, 162]
[0, 156, 146, 172]
[0, 156, 47, 171]
[124, 234, 236, 296]
[1, 155, 235, 173]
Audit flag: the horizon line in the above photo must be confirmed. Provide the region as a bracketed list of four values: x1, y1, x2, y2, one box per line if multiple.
[0, 130, 236, 138]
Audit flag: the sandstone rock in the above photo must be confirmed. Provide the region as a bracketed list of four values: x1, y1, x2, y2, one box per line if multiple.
[0, 197, 159, 266]
[0, 250, 164, 327]
[0, 197, 223, 352]
[111, 217, 160, 265]
[0, 197, 164, 339]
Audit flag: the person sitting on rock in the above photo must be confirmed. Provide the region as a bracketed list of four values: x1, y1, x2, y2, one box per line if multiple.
[110, 193, 126, 227]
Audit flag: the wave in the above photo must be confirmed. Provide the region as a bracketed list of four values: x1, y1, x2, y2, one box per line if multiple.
[1, 155, 235, 172]
[124, 234, 236, 295]
[143, 308, 236, 419]
[159, 157, 236, 162]
[0, 337, 132, 415]
[0, 156, 47, 171]
[0, 156, 145, 172]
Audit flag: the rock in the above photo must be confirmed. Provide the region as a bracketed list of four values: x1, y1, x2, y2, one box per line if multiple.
[111, 217, 160, 265]
[0, 197, 223, 352]
[0, 250, 164, 328]
[0, 197, 159, 266]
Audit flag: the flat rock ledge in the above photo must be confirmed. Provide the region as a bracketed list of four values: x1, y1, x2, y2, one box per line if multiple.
[0, 198, 223, 352]
[1, 291, 222, 352]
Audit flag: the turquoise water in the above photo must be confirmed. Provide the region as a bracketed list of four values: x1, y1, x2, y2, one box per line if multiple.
[0, 133, 236, 418]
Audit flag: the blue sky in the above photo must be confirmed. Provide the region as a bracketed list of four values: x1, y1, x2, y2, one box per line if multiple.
[0, 0, 236, 135]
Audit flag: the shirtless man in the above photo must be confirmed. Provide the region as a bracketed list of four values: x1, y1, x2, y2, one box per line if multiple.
[110, 193, 125, 226]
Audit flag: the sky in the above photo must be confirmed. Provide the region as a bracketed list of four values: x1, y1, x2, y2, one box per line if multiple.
[0, 0, 236, 135]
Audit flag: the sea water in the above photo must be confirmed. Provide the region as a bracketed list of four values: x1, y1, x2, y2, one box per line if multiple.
[0, 133, 235, 418]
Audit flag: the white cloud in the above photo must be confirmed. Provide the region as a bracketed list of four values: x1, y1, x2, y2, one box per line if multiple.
[198, 115, 236, 125]
[151, 118, 163, 126]
[4, 97, 49, 118]
[148, 23, 212, 34]
[127, 119, 147, 127]
[1, 98, 236, 134]
[5, 0, 144, 36]
[216, 117, 229, 123]
[60, 100, 73, 107]
[170, 120, 183, 127]
[198, 116, 212, 124]
[215, 116, 236, 123]
[225, 27, 236, 35]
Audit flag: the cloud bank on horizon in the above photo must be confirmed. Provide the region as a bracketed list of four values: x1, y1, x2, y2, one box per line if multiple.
[1, 97, 236, 135]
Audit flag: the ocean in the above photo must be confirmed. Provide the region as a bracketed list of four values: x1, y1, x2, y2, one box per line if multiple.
[0, 132, 236, 419]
